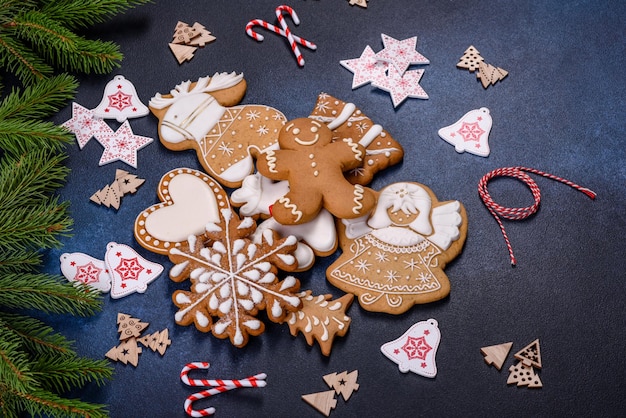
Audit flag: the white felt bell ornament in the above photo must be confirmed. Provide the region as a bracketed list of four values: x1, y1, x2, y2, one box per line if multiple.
[93, 75, 149, 122]
[438, 107, 492, 157]
[380, 318, 441, 378]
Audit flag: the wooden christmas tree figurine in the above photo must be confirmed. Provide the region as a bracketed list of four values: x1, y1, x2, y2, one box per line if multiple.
[138, 329, 172, 355]
[117, 312, 149, 340]
[514, 339, 542, 369]
[302, 390, 338, 417]
[481, 342, 513, 370]
[457, 45, 484, 72]
[105, 337, 143, 367]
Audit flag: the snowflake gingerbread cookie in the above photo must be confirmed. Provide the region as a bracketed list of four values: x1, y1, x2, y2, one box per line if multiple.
[168, 208, 302, 347]
[149, 72, 287, 188]
[327, 182, 467, 313]
[255, 117, 377, 225]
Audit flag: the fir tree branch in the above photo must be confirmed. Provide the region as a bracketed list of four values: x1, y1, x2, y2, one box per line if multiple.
[0, 149, 70, 212]
[3, 385, 110, 418]
[0, 273, 101, 316]
[0, 312, 73, 357]
[41, 0, 153, 29]
[0, 32, 53, 85]
[0, 198, 72, 251]
[0, 322, 36, 391]
[32, 356, 113, 393]
[0, 73, 77, 120]
[0, 249, 42, 274]
[0, 119, 72, 154]
[11, 10, 123, 75]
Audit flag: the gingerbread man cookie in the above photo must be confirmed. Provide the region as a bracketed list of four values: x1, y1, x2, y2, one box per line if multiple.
[327, 182, 467, 313]
[149, 72, 286, 188]
[308, 93, 404, 185]
[255, 118, 377, 225]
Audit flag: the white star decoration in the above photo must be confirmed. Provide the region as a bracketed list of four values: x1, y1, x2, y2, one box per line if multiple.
[339, 33, 430, 108]
[94, 121, 153, 168]
[375, 34, 429, 75]
[373, 68, 428, 107]
[340, 45, 388, 89]
[62, 102, 112, 149]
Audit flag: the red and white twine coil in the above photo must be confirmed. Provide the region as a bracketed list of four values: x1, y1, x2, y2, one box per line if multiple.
[478, 167, 596, 266]
[181, 362, 266, 417]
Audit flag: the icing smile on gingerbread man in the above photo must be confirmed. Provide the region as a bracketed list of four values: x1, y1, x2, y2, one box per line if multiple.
[286, 120, 322, 146]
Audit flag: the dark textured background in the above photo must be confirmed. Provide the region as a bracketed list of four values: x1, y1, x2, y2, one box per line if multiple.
[39, 0, 625, 416]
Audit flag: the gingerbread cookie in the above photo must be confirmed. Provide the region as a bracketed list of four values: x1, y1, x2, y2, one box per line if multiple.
[149, 72, 286, 188]
[169, 208, 301, 347]
[134, 168, 229, 255]
[255, 118, 377, 225]
[327, 182, 467, 313]
[308, 93, 403, 185]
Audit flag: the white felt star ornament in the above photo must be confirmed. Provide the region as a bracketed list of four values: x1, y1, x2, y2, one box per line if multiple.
[375, 34, 429, 75]
[340, 45, 389, 89]
[373, 68, 428, 108]
[94, 121, 153, 168]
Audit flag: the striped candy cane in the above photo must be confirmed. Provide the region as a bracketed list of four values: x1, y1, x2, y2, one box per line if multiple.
[478, 167, 596, 266]
[245, 5, 316, 66]
[180, 362, 266, 417]
[275, 5, 304, 66]
[245, 19, 316, 49]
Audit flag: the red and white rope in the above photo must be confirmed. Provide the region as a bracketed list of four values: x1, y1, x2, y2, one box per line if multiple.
[478, 166, 596, 266]
[180, 362, 266, 417]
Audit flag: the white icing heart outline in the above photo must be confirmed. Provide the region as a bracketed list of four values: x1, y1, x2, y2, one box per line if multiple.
[134, 168, 229, 255]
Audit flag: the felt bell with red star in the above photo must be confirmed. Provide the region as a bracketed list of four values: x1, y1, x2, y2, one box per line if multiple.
[93, 75, 149, 122]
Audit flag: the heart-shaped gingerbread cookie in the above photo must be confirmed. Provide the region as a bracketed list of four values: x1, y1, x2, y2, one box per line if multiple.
[134, 168, 229, 255]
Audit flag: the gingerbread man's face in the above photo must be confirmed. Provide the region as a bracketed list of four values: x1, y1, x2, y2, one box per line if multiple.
[278, 118, 332, 150]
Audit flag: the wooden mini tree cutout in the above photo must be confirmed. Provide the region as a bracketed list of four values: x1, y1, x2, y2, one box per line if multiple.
[138, 329, 171, 355]
[507, 361, 542, 388]
[105, 337, 142, 367]
[90, 169, 144, 210]
[117, 313, 149, 340]
[323, 370, 359, 401]
[514, 339, 542, 369]
[457, 45, 484, 72]
[480, 342, 513, 370]
[302, 390, 337, 417]
[169, 21, 215, 64]
[477, 61, 508, 88]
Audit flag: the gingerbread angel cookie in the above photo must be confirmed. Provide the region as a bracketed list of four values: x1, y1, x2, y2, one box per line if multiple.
[308, 92, 404, 185]
[149, 72, 286, 188]
[327, 182, 467, 314]
[255, 118, 377, 225]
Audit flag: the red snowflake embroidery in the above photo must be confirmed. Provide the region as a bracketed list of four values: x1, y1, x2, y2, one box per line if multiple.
[457, 122, 485, 142]
[75, 262, 102, 284]
[107, 90, 133, 111]
[114, 257, 144, 281]
[401, 335, 432, 361]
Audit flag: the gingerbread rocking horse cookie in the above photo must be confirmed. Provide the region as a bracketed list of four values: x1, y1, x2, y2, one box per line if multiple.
[255, 118, 377, 225]
[327, 182, 467, 314]
[149, 72, 286, 188]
